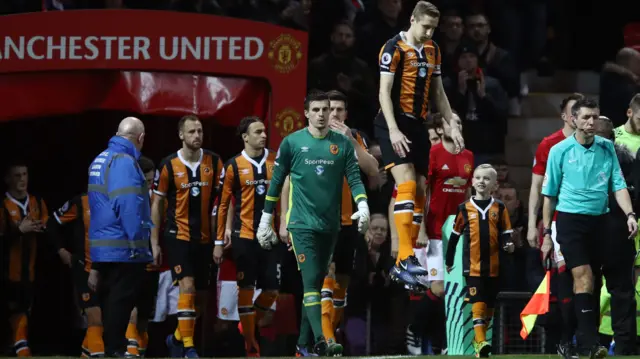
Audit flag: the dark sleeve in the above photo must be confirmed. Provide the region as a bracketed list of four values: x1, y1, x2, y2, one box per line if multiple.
[445, 207, 465, 267]
[47, 196, 81, 251]
[91, 262, 104, 271]
[445, 232, 460, 268]
[46, 217, 63, 251]
[1, 207, 21, 244]
[487, 50, 520, 98]
[442, 77, 467, 113]
[499, 203, 514, 247]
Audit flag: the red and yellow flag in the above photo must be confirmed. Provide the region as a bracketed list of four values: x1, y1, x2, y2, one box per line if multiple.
[520, 271, 550, 339]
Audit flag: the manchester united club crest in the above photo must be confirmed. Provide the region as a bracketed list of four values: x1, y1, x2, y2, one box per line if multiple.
[268, 34, 303, 74]
[469, 287, 477, 296]
[82, 293, 91, 302]
[464, 163, 472, 174]
[274, 107, 304, 138]
[330, 144, 339, 155]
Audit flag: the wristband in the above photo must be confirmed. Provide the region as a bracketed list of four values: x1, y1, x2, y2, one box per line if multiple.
[543, 228, 552, 236]
[214, 240, 224, 246]
[627, 212, 637, 219]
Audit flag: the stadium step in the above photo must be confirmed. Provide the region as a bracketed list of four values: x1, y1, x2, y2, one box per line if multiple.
[522, 69, 600, 95]
[502, 69, 601, 208]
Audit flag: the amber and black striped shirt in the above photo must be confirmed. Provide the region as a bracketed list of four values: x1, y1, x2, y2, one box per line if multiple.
[153, 149, 223, 244]
[446, 197, 512, 277]
[1, 192, 48, 283]
[217, 149, 277, 240]
[379, 32, 442, 121]
[50, 194, 91, 272]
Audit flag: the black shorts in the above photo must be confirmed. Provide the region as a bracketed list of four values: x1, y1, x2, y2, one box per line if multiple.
[165, 236, 213, 290]
[555, 212, 606, 271]
[465, 276, 499, 307]
[374, 112, 431, 176]
[73, 259, 100, 310]
[333, 224, 359, 276]
[279, 243, 302, 295]
[231, 236, 281, 291]
[135, 270, 160, 320]
[4, 281, 33, 314]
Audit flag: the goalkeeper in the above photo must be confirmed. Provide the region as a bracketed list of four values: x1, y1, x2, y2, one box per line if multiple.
[256, 91, 370, 356]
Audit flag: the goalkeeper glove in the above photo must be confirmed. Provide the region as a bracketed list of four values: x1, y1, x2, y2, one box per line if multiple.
[351, 201, 370, 234]
[256, 212, 277, 249]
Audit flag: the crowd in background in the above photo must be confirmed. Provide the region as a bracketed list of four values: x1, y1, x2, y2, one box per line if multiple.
[1, 0, 640, 356]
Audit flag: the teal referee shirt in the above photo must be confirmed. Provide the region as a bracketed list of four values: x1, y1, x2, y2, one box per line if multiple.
[541, 134, 627, 215]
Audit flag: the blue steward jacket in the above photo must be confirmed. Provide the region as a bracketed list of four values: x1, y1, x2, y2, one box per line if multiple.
[88, 136, 153, 263]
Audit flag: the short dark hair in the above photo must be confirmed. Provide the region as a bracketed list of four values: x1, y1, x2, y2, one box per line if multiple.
[236, 116, 263, 136]
[326, 90, 348, 109]
[138, 156, 155, 174]
[4, 159, 27, 176]
[629, 93, 640, 112]
[441, 7, 461, 18]
[465, 12, 489, 24]
[304, 91, 329, 110]
[489, 156, 507, 167]
[412, 1, 440, 19]
[560, 93, 585, 112]
[178, 115, 200, 131]
[597, 116, 614, 140]
[427, 113, 444, 130]
[498, 181, 517, 190]
[571, 98, 599, 117]
[332, 20, 354, 35]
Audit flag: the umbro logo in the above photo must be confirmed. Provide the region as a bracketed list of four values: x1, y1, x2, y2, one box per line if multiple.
[442, 164, 449, 170]
[176, 172, 185, 178]
[301, 147, 309, 152]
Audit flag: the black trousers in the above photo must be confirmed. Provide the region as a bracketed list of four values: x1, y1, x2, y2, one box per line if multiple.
[602, 216, 637, 355]
[98, 262, 146, 355]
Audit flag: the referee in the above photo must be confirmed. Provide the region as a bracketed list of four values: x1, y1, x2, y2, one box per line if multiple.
[541, 98, 638, 359]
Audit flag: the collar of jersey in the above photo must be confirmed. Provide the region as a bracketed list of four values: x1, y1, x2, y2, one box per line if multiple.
[307, 127, 328, 139]
[569, 133, 601, 152]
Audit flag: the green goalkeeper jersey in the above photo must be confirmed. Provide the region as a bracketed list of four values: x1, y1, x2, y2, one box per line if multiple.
[264, 128, 367, 233]
[614, 124, 640, 154]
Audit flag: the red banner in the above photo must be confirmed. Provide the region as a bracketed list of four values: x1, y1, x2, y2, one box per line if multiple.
[0, 10, 309, 148]
[0, 71, 270, 127]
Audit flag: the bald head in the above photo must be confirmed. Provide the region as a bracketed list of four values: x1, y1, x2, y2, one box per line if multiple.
[616, 47, 640, 67]
[595, 115, 613, 139]
[117, 117, 145, 150]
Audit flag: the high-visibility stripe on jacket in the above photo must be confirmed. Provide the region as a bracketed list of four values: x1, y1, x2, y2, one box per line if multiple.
[88, 136, 153, 263]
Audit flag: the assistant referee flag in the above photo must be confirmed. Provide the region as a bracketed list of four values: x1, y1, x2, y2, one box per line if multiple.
[520, 270, 551, 339]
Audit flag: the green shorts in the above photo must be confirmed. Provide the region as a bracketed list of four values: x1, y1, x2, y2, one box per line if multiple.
[289, 229, 338, 275]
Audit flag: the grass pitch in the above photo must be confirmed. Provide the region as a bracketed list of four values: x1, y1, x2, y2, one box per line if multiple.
[12, 356, 640, 359]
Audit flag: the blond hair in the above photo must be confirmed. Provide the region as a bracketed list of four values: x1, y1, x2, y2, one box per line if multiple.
[412, 1, 440, 19]
[474, 164, 497, 180]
